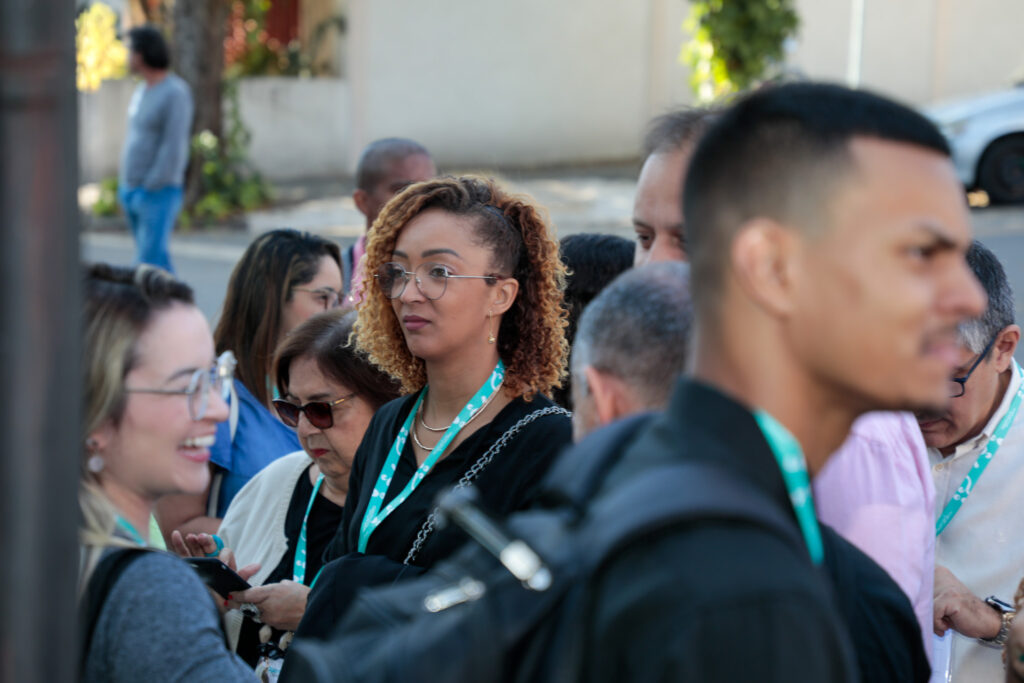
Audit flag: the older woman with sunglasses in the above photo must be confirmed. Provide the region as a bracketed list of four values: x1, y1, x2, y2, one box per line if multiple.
[295, 176, 572, 639]
[157, 229, 344, 543]
[79, 264, 252, 681]
[173, 309, 401, 673]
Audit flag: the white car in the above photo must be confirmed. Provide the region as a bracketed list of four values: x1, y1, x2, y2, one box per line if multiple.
[925, 85, 1024, 204]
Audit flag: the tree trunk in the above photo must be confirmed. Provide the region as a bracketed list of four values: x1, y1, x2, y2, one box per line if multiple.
[172, 0, 230, 210]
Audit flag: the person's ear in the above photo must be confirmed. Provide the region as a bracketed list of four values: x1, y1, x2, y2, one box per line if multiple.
[584, 366, 635, 426]
[730, 218, 800, 318]
[993, 324, 1021, 372]
[353, 188, 371, 218]
[489, 277, 519, 316]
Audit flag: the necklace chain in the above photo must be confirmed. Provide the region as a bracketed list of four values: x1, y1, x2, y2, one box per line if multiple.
[412, 386, 500, 450]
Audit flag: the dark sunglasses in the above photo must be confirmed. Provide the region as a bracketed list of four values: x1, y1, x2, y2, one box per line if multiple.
[273, 393, 355, 429]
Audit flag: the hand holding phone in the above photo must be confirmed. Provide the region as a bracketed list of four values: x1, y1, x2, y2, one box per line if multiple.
[185, 557, 252, 597]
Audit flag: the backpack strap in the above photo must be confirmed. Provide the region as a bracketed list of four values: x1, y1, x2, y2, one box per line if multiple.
[582, 460, 810, 567]
[79, 547, 148, 675]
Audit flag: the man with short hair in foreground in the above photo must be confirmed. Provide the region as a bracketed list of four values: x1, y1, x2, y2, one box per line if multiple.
[582, 82, 985, 681]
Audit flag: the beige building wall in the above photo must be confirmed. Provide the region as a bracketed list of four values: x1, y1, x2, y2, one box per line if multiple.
[344, 0, 693, 170]
[790, 0, 1024, 104]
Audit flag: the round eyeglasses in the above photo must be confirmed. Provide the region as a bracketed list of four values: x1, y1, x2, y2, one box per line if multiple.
[273, 394, 356, 429]
[292, 287, 341, 310]
[374, 262, 497, 301]
[125, 351, 237, 421]
[950, 335, 998, 398]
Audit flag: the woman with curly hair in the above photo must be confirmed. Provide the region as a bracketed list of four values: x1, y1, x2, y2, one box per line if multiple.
[296, 176, 573, 638]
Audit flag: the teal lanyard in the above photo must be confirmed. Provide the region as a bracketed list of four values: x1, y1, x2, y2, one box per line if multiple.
[358, 360, 506, 552]
[115, 515, 148, 547]
[936, 360, 1024, 536]
[293, 473, 325, 584]
[753, 411, 825, 565]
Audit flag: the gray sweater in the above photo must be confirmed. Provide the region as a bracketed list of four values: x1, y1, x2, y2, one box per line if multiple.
[83, 551, 255, 682]
[119, 73, 194, 190]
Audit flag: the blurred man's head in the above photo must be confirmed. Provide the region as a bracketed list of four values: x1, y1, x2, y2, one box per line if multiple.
[685, 82, 985, 420]
[916, 241, 1019, 454]
[571, 262, 692, 440]
[353, 138, 436, 229]
[633, 108, 719, 267]
[127, 25, 171, 75]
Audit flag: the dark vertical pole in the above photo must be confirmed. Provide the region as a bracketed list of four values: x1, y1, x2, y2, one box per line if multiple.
[0, 2, 81, 681]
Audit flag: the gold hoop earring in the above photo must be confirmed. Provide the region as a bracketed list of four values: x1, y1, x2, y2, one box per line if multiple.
[488, 311, 496, 345]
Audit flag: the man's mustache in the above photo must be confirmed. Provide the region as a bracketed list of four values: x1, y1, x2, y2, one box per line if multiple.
[915, 409, 948, 423]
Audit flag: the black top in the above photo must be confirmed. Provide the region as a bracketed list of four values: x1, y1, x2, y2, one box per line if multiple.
[326, 392, 571, 565]
[583, 379, 863, 682]
[296, 392, 571, 640]
[236, 465, 343, 667]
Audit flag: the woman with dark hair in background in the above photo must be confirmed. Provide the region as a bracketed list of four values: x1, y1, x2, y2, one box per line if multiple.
[173, 309, 401, 674]
[296, 175, 573, 638]
[79, 264, 252, 681]
[157, 228, 343, 541]
[552, 232, 635, 409]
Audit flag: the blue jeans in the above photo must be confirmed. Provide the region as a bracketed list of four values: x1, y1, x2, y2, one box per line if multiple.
[118, 185, 183, 273]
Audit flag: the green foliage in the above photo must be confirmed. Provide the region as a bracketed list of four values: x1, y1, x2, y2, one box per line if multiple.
[224, 0, 346, 78]
[188, 79, 273, 224]
[92, 177, 120, 217]
[682, 0, 799, 102]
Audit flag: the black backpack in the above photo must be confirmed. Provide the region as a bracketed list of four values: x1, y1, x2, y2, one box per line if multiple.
[282, 413, 807, 682]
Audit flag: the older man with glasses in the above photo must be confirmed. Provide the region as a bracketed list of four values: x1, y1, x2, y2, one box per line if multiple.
[916, 241, 1023, 682]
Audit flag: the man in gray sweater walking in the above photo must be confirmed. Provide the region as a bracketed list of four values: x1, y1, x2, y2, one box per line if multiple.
[118, 25, 193, 273]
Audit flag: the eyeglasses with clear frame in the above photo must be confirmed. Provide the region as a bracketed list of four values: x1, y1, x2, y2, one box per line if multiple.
[292, 287, 341, 310]
[124, 350, 237, 421]
[273, 393, 356, 429]
[950, 335, 998, 398]
[374, 262, 497, 301]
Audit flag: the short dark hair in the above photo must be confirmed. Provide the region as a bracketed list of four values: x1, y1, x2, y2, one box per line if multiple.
[961, 241, 1015, 353]
[214, 229, 342, 407]
[128, 25, 171, 70]
[684, 82, 951, 318]
[554, 233, 635, 408]
[572, 262, 693, 409]
[355, 138, 432, 192]
[275, 309, 402, 411]
[643, 107, 721, 157]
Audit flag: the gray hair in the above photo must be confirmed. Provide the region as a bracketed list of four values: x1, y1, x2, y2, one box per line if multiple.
[572, 262, 693, 408]
[960, 241, 1015, 353]
[642, 107, 721, 157]
[355, 138, 432, 191]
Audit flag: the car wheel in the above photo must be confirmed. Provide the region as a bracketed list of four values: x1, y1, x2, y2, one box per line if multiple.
[978, 134, 1024, 204]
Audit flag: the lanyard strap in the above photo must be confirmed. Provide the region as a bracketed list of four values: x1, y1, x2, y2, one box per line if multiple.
[115, 515, 148, 547]
[753, 411, 824, 565]
[293, 473, 325, 584]
[936, 359, 1024, 536]
[358, 360, 506, 552]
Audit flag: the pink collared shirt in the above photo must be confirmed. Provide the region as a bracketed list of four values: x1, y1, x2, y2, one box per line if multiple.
[813, 411, 936, 663]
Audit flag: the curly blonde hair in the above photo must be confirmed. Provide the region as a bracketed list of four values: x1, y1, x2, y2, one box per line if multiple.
[354, 176, 568, 401]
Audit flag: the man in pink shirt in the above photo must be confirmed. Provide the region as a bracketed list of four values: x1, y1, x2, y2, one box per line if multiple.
[814, 413, 936, 663]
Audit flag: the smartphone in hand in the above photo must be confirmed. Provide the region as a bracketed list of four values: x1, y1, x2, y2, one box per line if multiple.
[185, 557, 251, 597]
